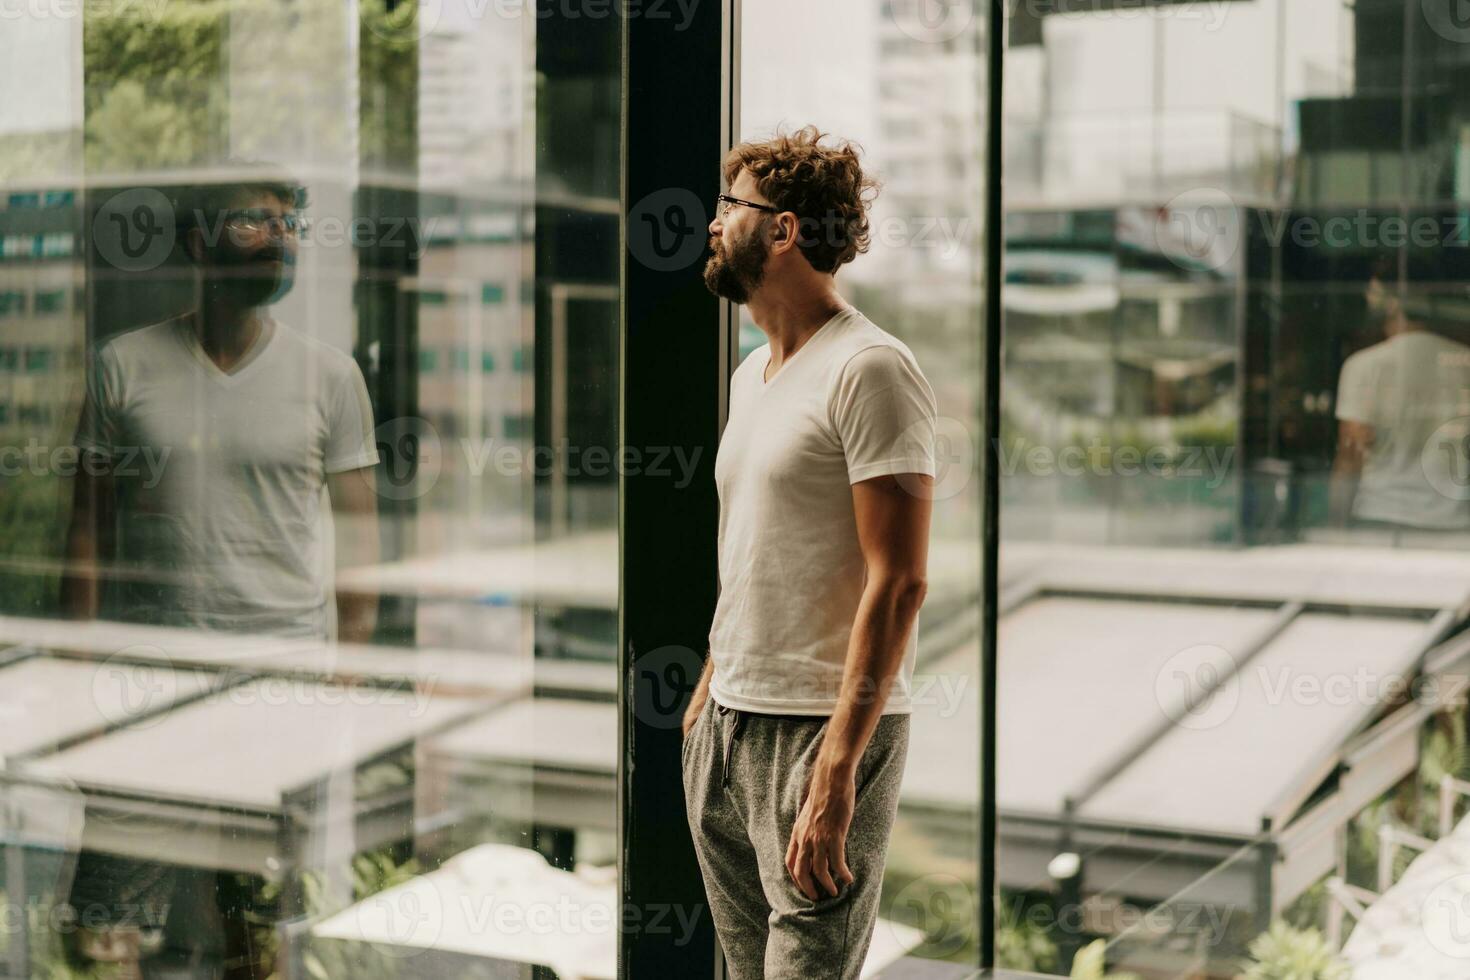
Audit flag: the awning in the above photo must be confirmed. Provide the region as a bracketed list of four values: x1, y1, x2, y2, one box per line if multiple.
[892, 542, 1464, 914]
[3, 660, 511, 874]
[1081, 612, 1430, 837]
[0, 654, 214, 758]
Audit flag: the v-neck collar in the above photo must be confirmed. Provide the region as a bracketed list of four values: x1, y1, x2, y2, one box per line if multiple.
[760, 307, 852, 388]
[176, 312, 278, 384]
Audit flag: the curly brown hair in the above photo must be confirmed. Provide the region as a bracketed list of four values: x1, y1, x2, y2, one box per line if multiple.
[721, 126, 880, 274]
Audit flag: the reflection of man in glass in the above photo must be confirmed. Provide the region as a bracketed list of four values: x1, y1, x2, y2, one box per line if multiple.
[1332, 274, 1470, 530]
[63, 174, 380, 639]
[59, 174, 380, 975]
[682, 128, 936, 979]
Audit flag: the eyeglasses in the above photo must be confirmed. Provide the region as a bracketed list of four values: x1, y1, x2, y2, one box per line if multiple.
[221, 208, 309, 236]
[716, 193, 782, 218]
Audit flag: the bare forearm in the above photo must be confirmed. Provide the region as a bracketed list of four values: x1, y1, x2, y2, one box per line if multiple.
[336, 590, 378, 643]
[683, 654, 714, 735]
[1329, 457, 1360, 528]
[334, 541, 379, 643]
[330, 468, 380, 643]
[1331, 423, 1371, 528]
[61, 466, 112, 620]
[815, 574, 927, 779]
[60, 526, 101, 619]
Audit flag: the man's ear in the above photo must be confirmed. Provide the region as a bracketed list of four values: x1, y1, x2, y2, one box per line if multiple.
[769, 212, 798, 252]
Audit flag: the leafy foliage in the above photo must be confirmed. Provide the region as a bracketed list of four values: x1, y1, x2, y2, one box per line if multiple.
[1239, 921, 1350, 980]
[83, 0, 228, 170]
[79, 0, 418, 174]
[1069, 939, 1141, 980]
[994, 894, 1059, 974]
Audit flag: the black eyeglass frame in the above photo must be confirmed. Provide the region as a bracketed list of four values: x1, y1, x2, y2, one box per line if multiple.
[219, 208, 310, 235]
[715, 193, 783, 218]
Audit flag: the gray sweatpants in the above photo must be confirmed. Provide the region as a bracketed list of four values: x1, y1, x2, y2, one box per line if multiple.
[681, 697, 911, 980]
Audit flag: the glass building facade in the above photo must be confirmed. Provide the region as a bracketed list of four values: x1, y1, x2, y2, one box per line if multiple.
[3, 1, 1470, 978]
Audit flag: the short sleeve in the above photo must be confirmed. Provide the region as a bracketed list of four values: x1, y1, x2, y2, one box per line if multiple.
[74, 345, 120, 460]
[323, 359, 381, 474]
[829, 345, 938, 484]
[1335, 349, 1378, 425]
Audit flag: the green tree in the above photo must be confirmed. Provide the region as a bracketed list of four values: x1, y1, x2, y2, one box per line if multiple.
[83, 0, 228, 170]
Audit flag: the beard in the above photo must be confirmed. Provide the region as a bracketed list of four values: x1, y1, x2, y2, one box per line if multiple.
[205, 247, 295, 307]
[703, 226, 768, 304]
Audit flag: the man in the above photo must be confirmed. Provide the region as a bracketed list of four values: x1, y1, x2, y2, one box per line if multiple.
[60, 173, 380, 976]
[63, 174, 380, 640]
[1332, 274, 1470, 532]
[682, 127, 937, 979]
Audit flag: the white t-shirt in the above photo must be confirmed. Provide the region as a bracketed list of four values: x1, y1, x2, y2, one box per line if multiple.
[1336, 330, 1470, 529]
[708, 307, 938, 716]
[75, 314, 380, 637]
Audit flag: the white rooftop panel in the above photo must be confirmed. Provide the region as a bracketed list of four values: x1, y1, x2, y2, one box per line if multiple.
[0, 617, 565, 698]
[1083, 613, 1429, 836]
[0, 615, 317, 669]
[992, 597, 1279, 816]
[0, 655, 212, 758]
[31, 681, 495, 810]
[335, 531, 618, 608]
[1007, 543, 1470, 610]
[432, 698, 616, 773]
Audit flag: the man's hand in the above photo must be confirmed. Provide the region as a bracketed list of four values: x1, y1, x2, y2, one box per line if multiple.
[786, 761, 856, 901]
[327, 465, 379, 644]
[683, 655, 714, 737]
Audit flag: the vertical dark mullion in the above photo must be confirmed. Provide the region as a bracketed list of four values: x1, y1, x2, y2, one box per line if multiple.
[618, 0, 729, 978]
[981, 0, 1007, 972]
[722, 1, 742, 423]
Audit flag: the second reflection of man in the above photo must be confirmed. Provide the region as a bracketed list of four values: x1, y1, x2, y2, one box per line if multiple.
[1332, 272, 1470, 534]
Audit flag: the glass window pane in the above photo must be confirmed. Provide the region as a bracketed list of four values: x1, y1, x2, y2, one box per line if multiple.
[1001, 3, 1470, 977]
[0, 3, 620, 976]
[737, 0, 988, 971]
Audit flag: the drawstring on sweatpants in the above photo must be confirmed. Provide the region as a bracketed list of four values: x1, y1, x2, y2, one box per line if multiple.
[718, 704, 746, 789]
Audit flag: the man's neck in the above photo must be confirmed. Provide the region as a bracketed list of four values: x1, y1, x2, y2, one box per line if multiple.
[747, 284, 849, 367]
[192, 300, 267, 370]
